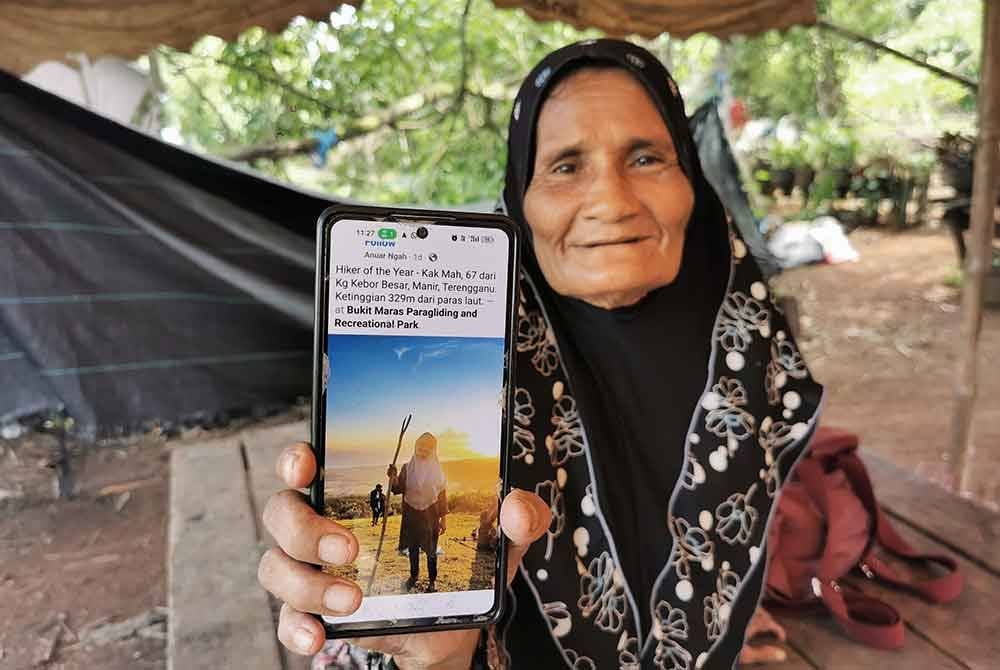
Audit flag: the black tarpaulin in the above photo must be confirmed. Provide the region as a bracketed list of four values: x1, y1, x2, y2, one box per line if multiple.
[0, 71, 771, 439]
[0, 69, 333, 438]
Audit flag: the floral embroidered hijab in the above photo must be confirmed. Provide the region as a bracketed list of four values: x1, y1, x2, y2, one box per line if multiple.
[495, 39, 824, 669]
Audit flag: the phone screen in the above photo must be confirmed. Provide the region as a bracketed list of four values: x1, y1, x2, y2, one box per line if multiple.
[318, 217, 513, 627]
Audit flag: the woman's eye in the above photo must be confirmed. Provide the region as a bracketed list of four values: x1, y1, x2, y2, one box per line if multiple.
[552, 163, 576, 175]
[634, 154, 661, 167]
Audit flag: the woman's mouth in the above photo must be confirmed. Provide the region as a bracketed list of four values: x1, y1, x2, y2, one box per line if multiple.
[577, 236, 650, 248]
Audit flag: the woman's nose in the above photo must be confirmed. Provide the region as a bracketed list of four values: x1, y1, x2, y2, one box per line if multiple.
[580, 166, 640, 224]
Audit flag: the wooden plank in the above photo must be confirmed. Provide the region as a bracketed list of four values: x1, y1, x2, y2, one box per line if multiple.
[777, 610, 965, 670]
[168, 438, 282, 670]
[241, 422, 313, 670]
[864, 453, 1000, 575]
[844, 517, 1000, 669]
[242, 421, 309, 548]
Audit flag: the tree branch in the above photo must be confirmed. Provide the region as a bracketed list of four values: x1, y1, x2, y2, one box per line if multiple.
[222, 75, 521, 163]
[159, 48, 235, 142]
[455, 0, 473, 108]
[224, 81, 455, 162]
[816, 20, 978, 91]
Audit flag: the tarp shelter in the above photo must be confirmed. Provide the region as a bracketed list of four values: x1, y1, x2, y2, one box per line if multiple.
[0, 1, 817, 75]
[0, 68, 770, 438]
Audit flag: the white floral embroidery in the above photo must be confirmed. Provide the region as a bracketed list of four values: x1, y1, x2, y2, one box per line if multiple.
[542, 600, 572, 638]
[548, 394, 585, 466]
[730, 230, 747, 264]
[715, 483, 760, 545]
[666, 76, 679, 98]
[715, 292, 771, 353]
[577, 552, 628, 633]
[617, 632, 640, 670]
[765, 337, 808, 405]
[652, 601, 693, 670]
[680, 452, 707, 491]
[512, 387, 536, 463]
[758, 417, 795, 496]
[516, 309, 560, 376]
[703, 566, 741, 641]
[703, 378, 755, 449]
[534, 480, 566, 561]
[668, 517, 715, 581]
[564, 649, 597, 670]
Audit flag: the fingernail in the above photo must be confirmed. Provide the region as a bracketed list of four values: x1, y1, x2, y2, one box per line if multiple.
[318, 534, 351, 564]
[292, 626, 315, 652]
[527, 500, 542, 533]
[324, 582, 359, 613]
[282, 451, 299, 480]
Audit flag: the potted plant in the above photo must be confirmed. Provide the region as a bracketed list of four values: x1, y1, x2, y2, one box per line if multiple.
[766, 140, 800, 196]
[803, 119, 859, 199]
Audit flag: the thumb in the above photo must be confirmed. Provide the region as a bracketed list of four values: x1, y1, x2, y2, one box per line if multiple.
[499, 489, 551, 585]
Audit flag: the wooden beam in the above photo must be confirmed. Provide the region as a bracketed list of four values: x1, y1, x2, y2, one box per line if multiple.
[951, 0, 1000, 495]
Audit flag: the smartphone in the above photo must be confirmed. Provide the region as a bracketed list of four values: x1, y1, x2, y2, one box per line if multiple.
[311, 204, 519, 638]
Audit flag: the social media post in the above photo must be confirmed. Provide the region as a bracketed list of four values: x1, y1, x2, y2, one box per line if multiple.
[327, 218, 510, 339]
[321, 219, 509, 624]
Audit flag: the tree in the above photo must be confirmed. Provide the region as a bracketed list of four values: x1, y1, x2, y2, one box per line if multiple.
[154, 0, 596, 205]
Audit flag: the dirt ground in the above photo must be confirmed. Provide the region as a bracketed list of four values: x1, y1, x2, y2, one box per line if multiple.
[773, 227, 1000, 507]
[325, 514, 496, 596]
[0, 433, 170, 669]
[0, 407, 306, 670]
[1, 227, 996, 669]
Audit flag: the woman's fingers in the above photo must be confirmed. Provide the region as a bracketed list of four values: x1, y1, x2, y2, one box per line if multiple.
[747, 607, 786, 642]
[277, 603, 327, 656]
[276, 442, 317, 489]
[499, 488, 552, 585]
[739, 643, 787, 665]
[259, 547, 362, 616]
[262, 488, 358, 566]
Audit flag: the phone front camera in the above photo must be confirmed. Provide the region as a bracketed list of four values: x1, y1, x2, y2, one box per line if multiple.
[416, 226, 429, 239]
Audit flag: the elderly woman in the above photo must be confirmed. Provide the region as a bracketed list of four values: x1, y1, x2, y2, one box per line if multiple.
[388, 432, 449, 593]
[258, 40, 822, 669]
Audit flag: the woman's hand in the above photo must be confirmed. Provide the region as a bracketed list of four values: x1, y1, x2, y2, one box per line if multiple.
[738, 607, 788, 665]
[439, 515, 447, 534]
[258, 442, 551, 669]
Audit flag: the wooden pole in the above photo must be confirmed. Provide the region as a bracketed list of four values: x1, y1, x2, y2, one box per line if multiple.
[367, 413, 411, 593]
[951, 0, 1000, 495]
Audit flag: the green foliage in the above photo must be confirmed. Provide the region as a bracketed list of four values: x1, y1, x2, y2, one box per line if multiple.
[156, 0, 597, 205]
[152, 0, 981, 208]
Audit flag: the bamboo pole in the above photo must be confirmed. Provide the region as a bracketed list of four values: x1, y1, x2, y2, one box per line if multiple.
[951, 0, 1000, 495]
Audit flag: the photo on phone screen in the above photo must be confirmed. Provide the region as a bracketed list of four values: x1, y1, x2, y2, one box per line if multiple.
[316, 213, 514, 628]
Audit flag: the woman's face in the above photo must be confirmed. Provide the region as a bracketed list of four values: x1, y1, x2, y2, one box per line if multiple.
[414, 433, 436, 459]
[522, 68, 695, 309]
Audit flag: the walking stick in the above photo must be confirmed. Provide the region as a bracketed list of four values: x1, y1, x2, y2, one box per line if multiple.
[367, 413, 412, 593]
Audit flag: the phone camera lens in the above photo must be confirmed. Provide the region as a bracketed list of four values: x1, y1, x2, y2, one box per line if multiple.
[416, 226, 429, 239]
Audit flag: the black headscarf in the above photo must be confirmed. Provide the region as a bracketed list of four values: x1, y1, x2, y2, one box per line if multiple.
[499, 39, 730, 639]
[492, 39, 823, 670]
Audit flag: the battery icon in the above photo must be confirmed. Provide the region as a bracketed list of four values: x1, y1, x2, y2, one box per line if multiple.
[378, 228, 397, 240]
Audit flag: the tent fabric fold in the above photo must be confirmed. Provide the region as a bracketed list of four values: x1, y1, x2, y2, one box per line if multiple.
[0, 1, 815, 76]
[0, 1, 362, 75]
[493, 0, 817, 39]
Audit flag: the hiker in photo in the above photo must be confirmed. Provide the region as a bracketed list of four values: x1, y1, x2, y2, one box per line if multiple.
[386, 432, 448, 592]
[260, 39, 821, 668]
[368, 483, 385, 527]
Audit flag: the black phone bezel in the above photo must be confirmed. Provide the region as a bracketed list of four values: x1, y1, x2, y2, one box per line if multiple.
[312, 203, 520, 639]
